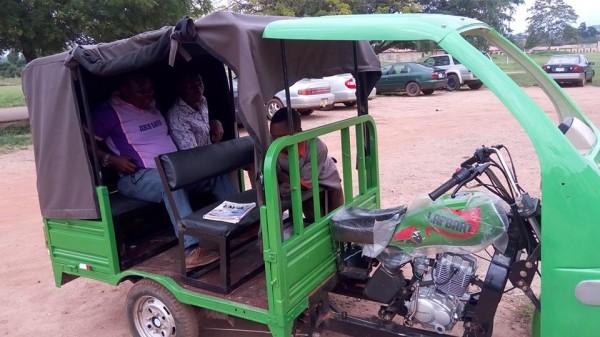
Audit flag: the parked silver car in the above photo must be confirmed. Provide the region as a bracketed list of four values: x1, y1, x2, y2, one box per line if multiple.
[267, 79, 334, 118]
[542, 54, 595, 87]
[321, 73, 376, 108]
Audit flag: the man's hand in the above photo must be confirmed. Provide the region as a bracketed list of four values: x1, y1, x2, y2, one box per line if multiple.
[209, 119, 224, 143]
[109, 155, 137, 174]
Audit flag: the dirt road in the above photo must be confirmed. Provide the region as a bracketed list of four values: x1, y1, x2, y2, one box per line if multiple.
[1, 86, 598, 336]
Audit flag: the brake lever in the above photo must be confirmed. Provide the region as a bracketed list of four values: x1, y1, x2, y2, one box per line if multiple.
[450, 181, 468, 198]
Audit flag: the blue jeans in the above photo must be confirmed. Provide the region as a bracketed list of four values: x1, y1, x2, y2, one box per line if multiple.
[117, 169, 237, 249]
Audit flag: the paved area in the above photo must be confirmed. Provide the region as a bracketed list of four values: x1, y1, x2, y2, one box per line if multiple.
[0, 106, 28, 122]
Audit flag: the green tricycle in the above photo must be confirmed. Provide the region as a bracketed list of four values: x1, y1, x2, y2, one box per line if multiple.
[22, 11, 600, 337]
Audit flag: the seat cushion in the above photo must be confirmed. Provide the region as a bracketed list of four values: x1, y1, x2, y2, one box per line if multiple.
[330, 206, 407, 244]
[109, 192, 162, 218]
[180, 189, 260, 237]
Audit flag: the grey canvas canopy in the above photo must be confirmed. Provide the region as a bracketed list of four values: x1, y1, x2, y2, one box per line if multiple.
[22, 11, 381, 220]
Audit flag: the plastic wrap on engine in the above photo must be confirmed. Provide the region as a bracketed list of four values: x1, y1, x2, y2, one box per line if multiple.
[379, 191, 509, 266]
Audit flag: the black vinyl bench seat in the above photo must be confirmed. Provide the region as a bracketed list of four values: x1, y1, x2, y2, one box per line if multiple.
[108, 192, 176, 269]
[156, 136, 262, 294]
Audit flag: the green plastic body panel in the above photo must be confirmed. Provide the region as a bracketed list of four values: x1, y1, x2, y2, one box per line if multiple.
[389, 191, 507, 253]
[263, 13, 600, 337]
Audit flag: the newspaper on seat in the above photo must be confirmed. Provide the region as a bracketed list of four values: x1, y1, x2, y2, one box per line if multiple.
[202, 200, 257, 224]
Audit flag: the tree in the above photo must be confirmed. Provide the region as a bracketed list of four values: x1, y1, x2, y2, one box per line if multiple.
[578, 22, 588, 38]
[227, 0, 351, 16]
[224, 0, 524, 53]
[577, 22, 599, 42]
[561, 25, 579, 45]
[0, 0, 214, 63]
[225, 0, 423, 53]
[525, 0, 578, 48]
[418, 0, 525, 35]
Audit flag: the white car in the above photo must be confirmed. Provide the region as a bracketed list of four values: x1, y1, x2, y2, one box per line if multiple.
[267, 79, 335, 118]
[321, 73, 376, 109]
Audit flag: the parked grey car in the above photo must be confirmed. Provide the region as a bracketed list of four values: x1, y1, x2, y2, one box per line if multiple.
[267, 78, 335, 118]
[232, 78, 334, 119]
[542, 54, 595, 87]
[321, 73, 376, 108]
[421, 53, 490, 91]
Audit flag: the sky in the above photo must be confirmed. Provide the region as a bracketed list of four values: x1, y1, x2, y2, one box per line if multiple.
[512, 0, 600, 33]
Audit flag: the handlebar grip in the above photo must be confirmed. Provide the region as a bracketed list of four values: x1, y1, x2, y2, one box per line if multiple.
[429, 167, 473, 200]
[460, 155, 478, 168]
[428, 177, 459, 200]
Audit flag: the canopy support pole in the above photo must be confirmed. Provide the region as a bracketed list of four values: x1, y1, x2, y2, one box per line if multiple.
[76, 66, 103, 186]
[279, 40, 295, 135]
[353, 42, 368, 116]
[353, 42, 370, 157]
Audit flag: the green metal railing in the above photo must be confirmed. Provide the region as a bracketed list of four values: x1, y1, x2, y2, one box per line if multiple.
[261, 114, 380, 335]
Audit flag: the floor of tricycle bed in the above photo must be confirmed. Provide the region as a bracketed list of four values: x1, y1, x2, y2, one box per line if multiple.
[129, 242, 269, 309]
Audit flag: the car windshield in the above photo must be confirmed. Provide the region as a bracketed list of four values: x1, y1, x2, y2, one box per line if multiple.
[548, 55, 580, 64]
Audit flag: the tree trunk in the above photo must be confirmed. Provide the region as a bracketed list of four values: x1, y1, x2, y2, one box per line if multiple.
[21, 47, 38, 64]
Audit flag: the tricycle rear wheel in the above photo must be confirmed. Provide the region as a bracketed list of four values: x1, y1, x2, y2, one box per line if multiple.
[126, 278, 200, 337]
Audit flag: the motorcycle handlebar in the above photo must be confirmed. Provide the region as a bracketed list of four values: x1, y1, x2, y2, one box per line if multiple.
[461, 146, 499, 168]
[428, 167, 472, 200]
[429, 163, 491, 200]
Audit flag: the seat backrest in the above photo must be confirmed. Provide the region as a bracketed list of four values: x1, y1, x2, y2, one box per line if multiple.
[157, 136, 254, 191]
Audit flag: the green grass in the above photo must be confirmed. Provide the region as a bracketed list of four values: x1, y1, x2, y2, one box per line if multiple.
[0, 77, 25, 108]
[0, 123, 32, 152]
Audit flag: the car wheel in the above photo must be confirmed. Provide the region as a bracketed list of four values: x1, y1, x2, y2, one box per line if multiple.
[446, 74, 460, 91]
[267, 98, 284, 119]
[421, 89, 434, 95]
[468, 82, 483, 90]
[127, 279, 199, 337]
[343, 101, 357, 107]
[405, 82, 421, 97]
[577, 78, 585, 87]
[320, 104, 334, 111]
[298, 109, 314, 116]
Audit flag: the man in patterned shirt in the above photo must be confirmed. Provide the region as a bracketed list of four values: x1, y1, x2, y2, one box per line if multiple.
[92, 72, 219, 268]
[167, 72, 237, 202]
[167, 73, 224, 148]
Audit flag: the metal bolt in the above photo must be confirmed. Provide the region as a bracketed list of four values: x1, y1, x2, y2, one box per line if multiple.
[517, 280, 525, 287]
[520, 271, 527, 277]
[522, 285, 529, 291]
[525, 262, 533, 269]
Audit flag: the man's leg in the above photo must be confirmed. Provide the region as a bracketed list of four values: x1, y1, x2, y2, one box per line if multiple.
[117, 168, 198, 249]
[211, 174, 238, 200]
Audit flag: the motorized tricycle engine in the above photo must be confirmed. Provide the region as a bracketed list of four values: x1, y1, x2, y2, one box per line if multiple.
[406, 253, 477, 334]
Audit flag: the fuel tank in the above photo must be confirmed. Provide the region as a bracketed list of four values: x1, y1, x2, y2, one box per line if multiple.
[388, 191, 509, 255]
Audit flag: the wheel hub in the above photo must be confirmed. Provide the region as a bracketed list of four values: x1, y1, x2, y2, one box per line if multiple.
[133, 296, 177, 337]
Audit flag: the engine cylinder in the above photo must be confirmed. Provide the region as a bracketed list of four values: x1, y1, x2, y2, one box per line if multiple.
[407, 253, 477, 334]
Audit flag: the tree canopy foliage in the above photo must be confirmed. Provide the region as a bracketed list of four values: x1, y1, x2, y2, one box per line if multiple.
[0, 0, 214, 63]
[0, 51, 26, 78]
[578, 23, 600, 42]
[525, 0, 578, 48]
[225, 0, 524, 53]
[419, 0, 524, 35]
[226, 0, 422, 16]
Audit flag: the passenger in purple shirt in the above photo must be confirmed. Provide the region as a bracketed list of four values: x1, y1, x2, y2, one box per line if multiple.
[91, 72, 218, 268]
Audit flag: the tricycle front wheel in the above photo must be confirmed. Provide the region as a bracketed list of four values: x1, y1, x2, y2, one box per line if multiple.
[127, 279, 200, 337]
